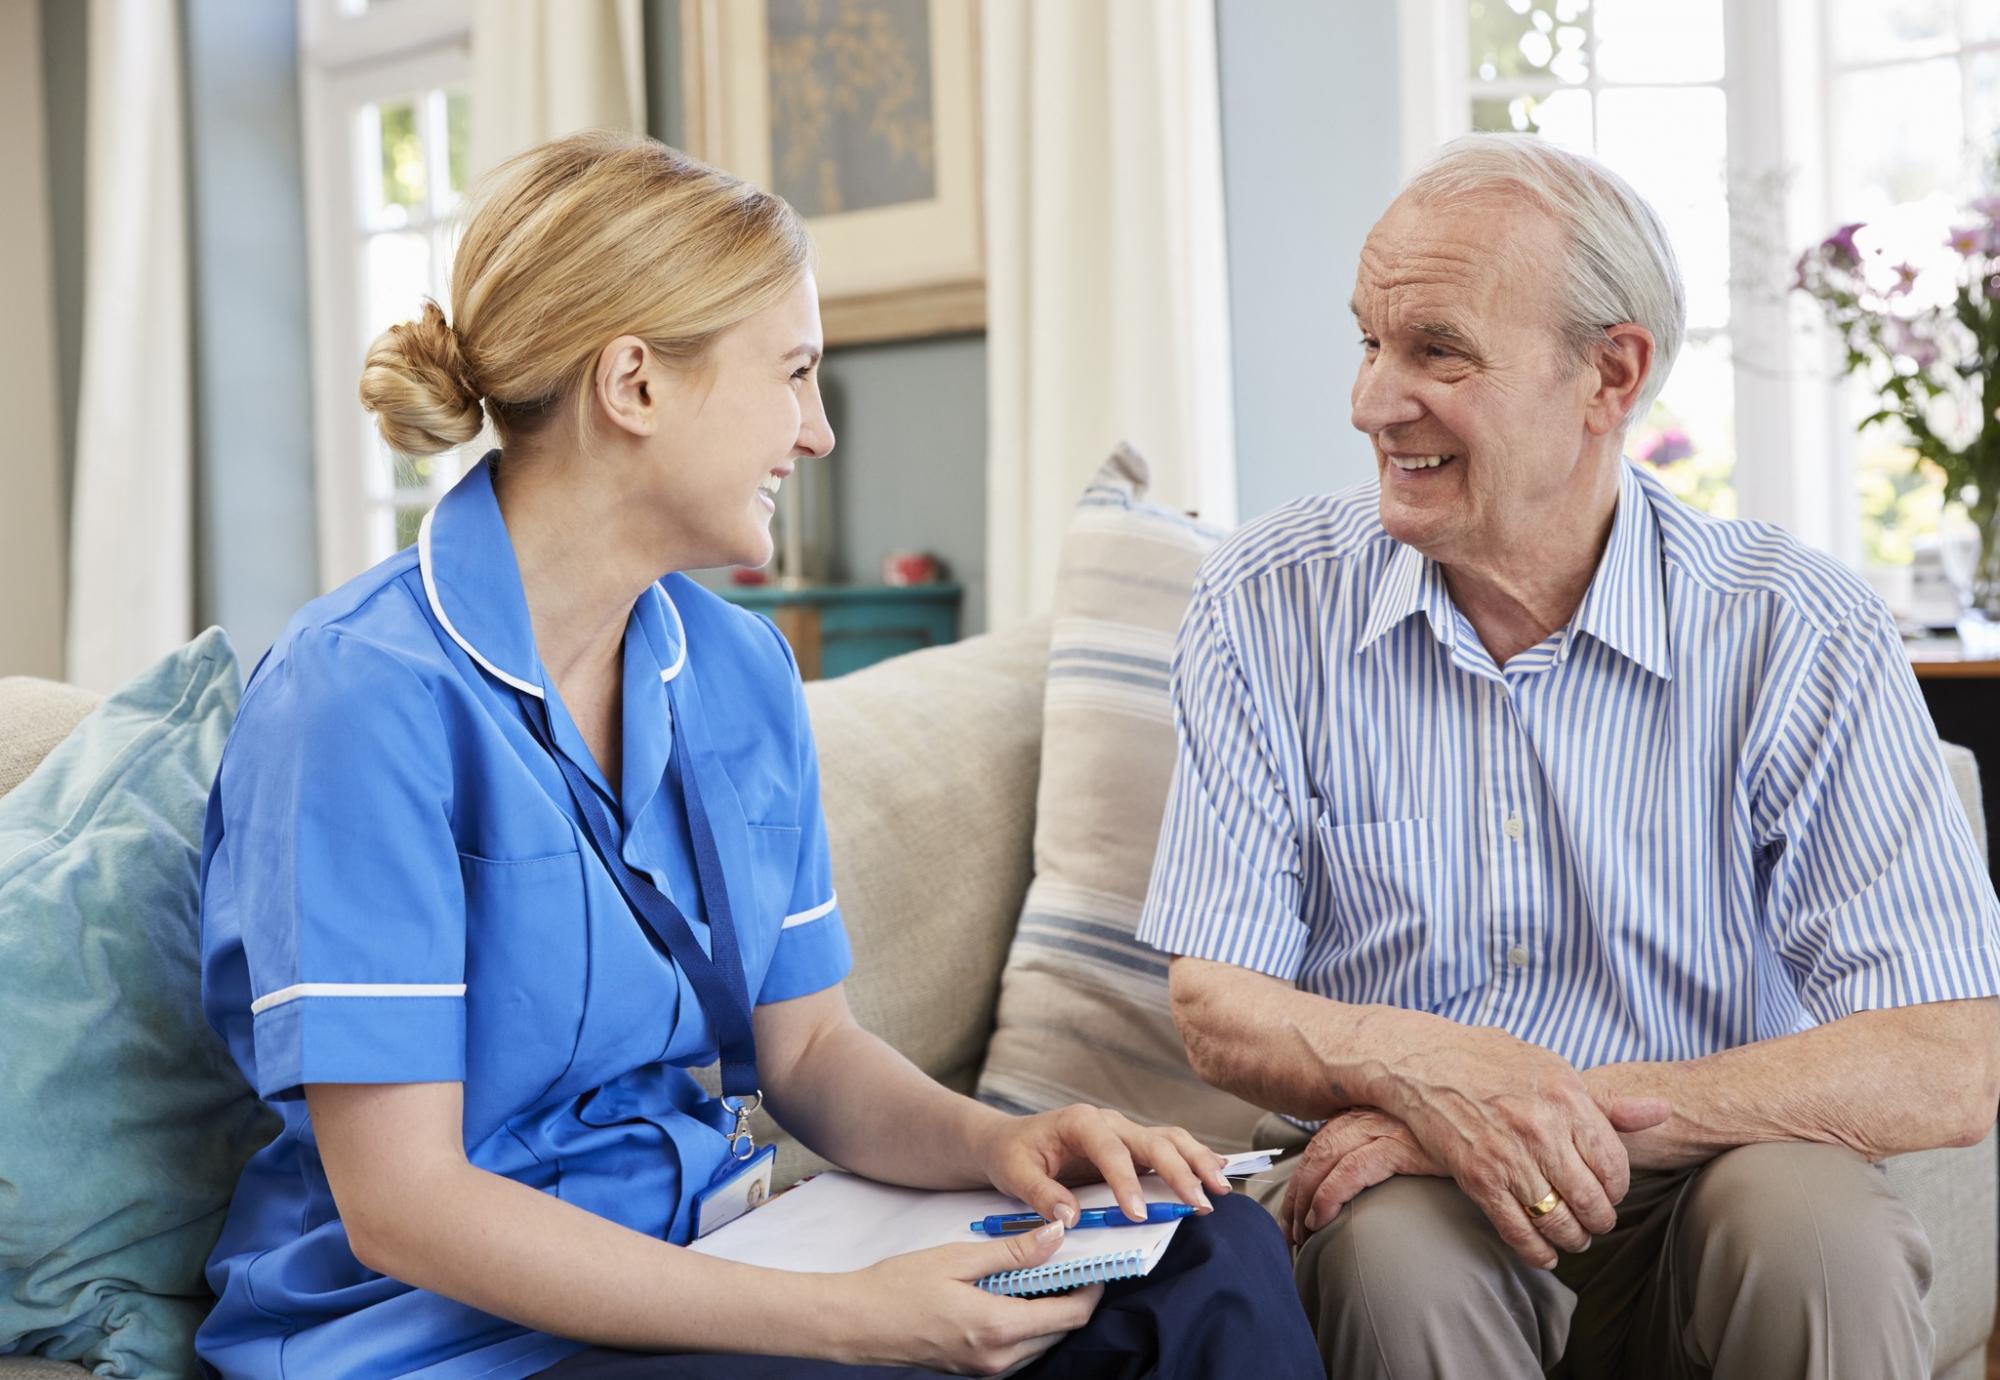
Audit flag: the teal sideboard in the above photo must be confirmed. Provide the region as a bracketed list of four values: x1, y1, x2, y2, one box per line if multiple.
[717, 583, 962, 680]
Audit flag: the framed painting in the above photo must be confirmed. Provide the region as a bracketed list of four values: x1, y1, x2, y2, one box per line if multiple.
[680, 0, 984, 345]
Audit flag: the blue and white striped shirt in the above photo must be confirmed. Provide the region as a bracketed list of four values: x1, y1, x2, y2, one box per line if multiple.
[1137, 461, 2000, 1068]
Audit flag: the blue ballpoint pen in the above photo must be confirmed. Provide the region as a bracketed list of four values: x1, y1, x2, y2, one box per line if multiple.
[970, 1203, 1199, 1235]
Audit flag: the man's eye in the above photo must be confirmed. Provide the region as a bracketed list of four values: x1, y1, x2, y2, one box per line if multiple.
[1359, 336, 1379, 351]
[1426, 345, 1456, 359]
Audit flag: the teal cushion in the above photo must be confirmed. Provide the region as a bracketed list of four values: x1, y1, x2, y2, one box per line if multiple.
[0, 630, 276, 1377]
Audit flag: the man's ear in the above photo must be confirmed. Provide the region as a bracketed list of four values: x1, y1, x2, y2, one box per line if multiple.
[593, 335, 657, 440]
[1584, 323, 1655, 438]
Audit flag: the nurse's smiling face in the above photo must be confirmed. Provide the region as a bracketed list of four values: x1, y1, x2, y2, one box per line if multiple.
[596, 271, 835, 573]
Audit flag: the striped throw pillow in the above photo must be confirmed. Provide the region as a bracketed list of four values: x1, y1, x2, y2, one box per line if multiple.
[976, 445, 1266, 1151]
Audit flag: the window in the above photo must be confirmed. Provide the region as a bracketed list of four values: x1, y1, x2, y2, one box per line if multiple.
[1463, 0, 1737, 520]
[1400, 0, 1999, 569]
[1825, 2, 2000, 566]
[299, 0, 477, 589]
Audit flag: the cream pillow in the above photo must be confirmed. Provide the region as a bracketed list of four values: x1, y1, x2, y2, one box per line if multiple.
[976, 446, 1265, 1151]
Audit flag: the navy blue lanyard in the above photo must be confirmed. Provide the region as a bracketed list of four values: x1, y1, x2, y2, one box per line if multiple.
[521, 690, 764, 1152]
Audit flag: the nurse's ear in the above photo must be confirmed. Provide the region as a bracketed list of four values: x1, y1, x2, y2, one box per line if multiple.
[590, 335, 662, 440]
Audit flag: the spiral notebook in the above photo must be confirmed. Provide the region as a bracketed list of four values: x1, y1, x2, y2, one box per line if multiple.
[688, 1149, 1281, 1298]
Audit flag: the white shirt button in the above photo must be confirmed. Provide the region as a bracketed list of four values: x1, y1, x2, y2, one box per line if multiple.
[1507, 944, 1529, 968]
[1504, 813, 1524, 840]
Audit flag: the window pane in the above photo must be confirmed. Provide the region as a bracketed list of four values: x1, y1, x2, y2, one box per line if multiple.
[1970, 2, 2000, 44]
[446, 89, 471, 199]
[395, 506, 426, 551]
[1468, 0, 1589, 84]
[1970, 51, 2000, 161]
[1593, 0, 1722, 84]
[393, 449, 435, 491]
[1856, 424, 1950, 568]
[365, 231, 432, 343]
[1828, 0, 1955, 64]
[366, 99, 426, 228]
[1832, 61, 1964, 217]
[1597, 87, 1732, 331]
[1471, 89, 1594, 152]
[1631, 332, 1735, 518]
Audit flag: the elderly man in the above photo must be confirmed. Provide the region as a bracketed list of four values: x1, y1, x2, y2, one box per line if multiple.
[1137, 133, 2000, 1380]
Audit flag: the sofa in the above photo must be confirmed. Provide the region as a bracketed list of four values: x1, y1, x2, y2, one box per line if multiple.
[1, 620, 1995, 1378]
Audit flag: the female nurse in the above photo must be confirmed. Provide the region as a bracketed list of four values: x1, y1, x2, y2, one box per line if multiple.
[194, 132, 1320, 1380]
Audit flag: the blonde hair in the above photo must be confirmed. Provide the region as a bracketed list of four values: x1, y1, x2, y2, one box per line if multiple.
[359, 131, 812, 457]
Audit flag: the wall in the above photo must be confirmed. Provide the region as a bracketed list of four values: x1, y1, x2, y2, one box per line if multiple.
[647, 0, 991, 633]
[183, 0, 321, 658]
[1216, 0, 1403, 522]
[2, 1, 66, 676]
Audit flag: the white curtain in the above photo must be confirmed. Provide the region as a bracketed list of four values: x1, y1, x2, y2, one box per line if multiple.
[983, 0, 1237, 629]
[470, 0, 647, 179]
[66, 0, 192, 691]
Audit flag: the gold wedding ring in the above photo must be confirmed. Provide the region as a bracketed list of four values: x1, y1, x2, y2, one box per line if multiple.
[1524, 1188, 1563, 1219]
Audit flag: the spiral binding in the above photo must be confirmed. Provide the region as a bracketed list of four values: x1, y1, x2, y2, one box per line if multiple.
[979, 1248, 1151, 1297]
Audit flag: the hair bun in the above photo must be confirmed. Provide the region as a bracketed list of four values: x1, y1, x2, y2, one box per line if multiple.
[357, 299, 484, 457]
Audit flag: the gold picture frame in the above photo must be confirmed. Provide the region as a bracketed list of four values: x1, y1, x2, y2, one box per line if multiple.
[680, 0, 985, 346]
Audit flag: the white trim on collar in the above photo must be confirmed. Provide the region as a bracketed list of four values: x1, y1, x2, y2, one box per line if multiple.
[418, 505, 545, 699]
[657, 582, 687, 683]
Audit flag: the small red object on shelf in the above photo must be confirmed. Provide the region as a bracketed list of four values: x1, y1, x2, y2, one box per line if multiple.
[882, 551, 942, 586]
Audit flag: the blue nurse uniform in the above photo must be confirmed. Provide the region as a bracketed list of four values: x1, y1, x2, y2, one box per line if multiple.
[196, 453, 852, 1379]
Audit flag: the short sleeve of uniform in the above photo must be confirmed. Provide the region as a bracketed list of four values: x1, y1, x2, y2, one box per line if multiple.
[214, 630, 467, 1098]
[1135, 582, 1311, 979]
[1760, 601, 2000, 1022]
[754, 629, 853, 1005]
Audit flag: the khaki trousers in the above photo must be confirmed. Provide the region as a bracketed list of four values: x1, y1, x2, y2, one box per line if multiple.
[1246, 1114, 1935, 1379]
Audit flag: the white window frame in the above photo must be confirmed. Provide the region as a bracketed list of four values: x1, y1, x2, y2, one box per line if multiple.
[1397, 0, 1851, 557]
[298, 0, 472, 591]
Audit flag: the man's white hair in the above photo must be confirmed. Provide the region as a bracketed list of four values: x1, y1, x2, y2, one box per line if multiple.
[1402, 133, 1686, 424]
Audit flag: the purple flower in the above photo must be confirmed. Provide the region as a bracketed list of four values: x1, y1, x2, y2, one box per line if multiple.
[1637, 426, 1695, 467]
[1948, 224, 1983, 256]
[1971, 193, 2000, 221]
[1890, 319, 1941, 370]
[1823, 222, 1866, 266]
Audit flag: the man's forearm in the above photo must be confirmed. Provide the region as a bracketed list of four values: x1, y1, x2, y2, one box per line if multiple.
[1168, 956, 1454, 1119]
[1586, 998, 2000, 1171]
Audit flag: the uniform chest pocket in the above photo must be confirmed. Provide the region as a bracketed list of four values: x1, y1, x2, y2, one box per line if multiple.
[457, 849, 589, 1131]
[1314, 817, 1470, 1010]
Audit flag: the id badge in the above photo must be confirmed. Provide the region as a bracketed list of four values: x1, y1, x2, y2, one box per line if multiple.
[693, 1143, 777, 1240]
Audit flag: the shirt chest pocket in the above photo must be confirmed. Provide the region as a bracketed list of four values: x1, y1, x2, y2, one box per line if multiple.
[458, 849, 590, 1129]
[1314, 817, 1475, 1010]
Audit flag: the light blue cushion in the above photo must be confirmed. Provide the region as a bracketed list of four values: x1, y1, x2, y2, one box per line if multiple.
[0, 630, 275, 1378]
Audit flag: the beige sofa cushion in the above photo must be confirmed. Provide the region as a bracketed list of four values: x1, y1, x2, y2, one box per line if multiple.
[0, 679, 100, 798]
[699, 620, 1051, 1184]
[976, 446, 1265, 1151]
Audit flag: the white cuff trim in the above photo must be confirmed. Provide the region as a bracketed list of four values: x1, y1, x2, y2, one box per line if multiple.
[251, 982, 467, 1015]
[781, 894, 838, 929]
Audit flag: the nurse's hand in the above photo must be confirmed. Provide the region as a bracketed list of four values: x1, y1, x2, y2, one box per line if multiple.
[834, 1223, 1104, 1374]
[976, 1103, 1230, 1227]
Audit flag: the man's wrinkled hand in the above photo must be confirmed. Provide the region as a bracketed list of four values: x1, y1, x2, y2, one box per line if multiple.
[1362, 1026, 1671, 1268]
[1282, 1107, 1443, 1247]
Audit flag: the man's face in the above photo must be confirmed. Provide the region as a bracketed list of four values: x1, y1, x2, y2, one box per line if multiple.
[1349, 192, 1609, 565]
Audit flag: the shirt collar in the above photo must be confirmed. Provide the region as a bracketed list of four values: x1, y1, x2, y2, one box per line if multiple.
[1354, 461, 1672, 681]
[1567, 462, 1673, 681]
[418, 451, 690, 704]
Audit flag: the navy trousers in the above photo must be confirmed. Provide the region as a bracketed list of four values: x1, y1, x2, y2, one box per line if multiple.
[533, 1193, 1320, 1379]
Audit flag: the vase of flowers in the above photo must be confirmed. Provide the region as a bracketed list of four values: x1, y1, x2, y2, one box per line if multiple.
[1793, 185, 2000, 639]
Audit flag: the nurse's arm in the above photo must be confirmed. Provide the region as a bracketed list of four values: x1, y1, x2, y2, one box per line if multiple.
[304, 1079, 1097, 1371]
[755, 984, 1231, 1222]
